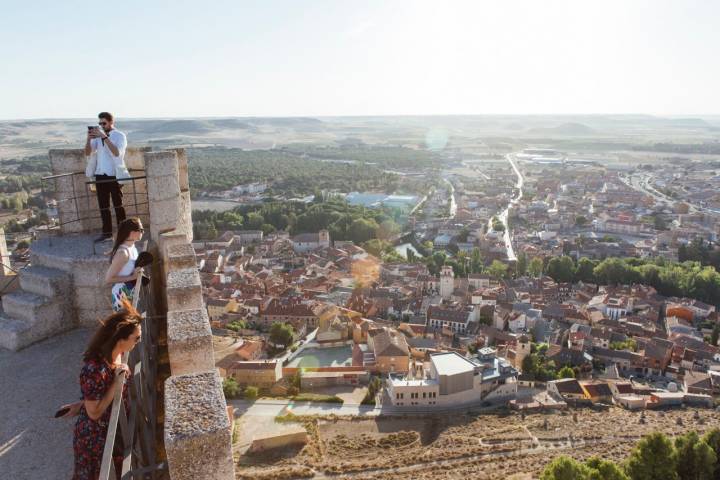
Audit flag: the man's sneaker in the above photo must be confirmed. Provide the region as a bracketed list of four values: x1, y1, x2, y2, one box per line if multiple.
[94, 234, 112, 243]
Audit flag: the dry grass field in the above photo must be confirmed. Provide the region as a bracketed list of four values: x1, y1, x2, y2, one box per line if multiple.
[235, 406, 720, 480]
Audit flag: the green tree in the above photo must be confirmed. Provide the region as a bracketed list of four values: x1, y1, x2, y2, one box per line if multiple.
[528, 257, 544, 278]
[222, 377, 240, 399]
[594, 257, 639, 285]
[701, 429, 720, 480]
[575, 215, 588, 227]
[558, 365, 575, 379]
[487, 260, 508, 279]
[245, 212, 264, 230]
[711, 323, 720, 347]
[546, 255, 576, 283]
[585, 457, 629, 480]
[516, 251, 528, 277]
[575, 257, 597, 283]
[244, 386, 259, 401]
[470, 248, 484, 274]
[348, 217, 379, 244]
[625, 432, 678, 480]
[269, 322, 294, 348]
[541, 456, 592, 480]
[675, 431, 716, 480]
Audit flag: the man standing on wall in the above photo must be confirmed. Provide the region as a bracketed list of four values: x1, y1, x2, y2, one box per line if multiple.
[84, 112, 127, 241]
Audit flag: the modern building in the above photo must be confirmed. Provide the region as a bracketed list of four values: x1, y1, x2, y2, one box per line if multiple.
[386, 349, 518, 408]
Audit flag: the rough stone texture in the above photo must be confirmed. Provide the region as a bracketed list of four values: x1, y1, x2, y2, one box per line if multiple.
[175, 148, 189, 192]
[2, 291, 68, 325]
[145, 150, 180, 181]
[166, 268, 202, 311]
[18, 265, 71, 298]
[164, 371, 234, 480]
[160, 233, 191, 260]
[124, 146, 151, 171]
[167, 309, 214, 376]
[147, 174, 181, 203]
[49, 149, 102, 234]
[0, 328, 91, 479]
[179, 190, 193, 242]
[149, 198, 181, 241]
[167, 244, 196, 270]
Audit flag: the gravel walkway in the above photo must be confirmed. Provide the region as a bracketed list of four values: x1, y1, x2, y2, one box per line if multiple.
[0, 328, 91, 479]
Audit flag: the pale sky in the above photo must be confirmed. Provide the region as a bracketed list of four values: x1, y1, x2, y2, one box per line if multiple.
[1, 0, 719, 119]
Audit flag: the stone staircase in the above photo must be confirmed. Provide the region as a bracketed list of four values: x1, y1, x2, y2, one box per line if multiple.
[0, 265, 73, 351]
[0, 234, 111, 351]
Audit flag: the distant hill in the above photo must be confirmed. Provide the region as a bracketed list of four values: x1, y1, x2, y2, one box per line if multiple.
[527, 122, 597, 136]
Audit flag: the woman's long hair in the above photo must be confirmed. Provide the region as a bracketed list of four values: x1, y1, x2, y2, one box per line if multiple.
[83, 299, 142, 362]
[110, 217, 143, 262]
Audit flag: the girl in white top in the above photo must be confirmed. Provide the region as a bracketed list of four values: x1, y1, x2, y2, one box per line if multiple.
[105, 218, 144, 311]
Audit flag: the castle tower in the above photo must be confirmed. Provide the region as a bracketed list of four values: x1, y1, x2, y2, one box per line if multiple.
[439, 265, 454, 299]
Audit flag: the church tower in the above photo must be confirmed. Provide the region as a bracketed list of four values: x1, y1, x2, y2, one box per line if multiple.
[439, 265, 454, 299]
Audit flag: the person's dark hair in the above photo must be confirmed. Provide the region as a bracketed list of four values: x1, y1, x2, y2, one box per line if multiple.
[98, 112, 114, 123]
[110, 218, 143, 262]
[83, 304, 141, 362]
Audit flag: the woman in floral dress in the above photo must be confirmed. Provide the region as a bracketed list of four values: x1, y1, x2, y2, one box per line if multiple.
[70, 301, 142, 479]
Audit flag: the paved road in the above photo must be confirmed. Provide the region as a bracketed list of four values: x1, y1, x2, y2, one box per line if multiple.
[488, 154, 523, 261]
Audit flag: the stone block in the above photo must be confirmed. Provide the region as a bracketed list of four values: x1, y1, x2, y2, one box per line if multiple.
[167, 309, 214, 375]
[174, 148, 189, 192]
[124, 147, 150, 171]
[179, 191, 193, 241]
[74, 285, 112, 314]
[164, 371, 234, 480]
[159, 233, 189, 261]
[167, 244, 197, 270]
[145, 150, 179, 180]
[147, 174, 181, 203]
[78, 306, 112, 327]
[72, 258, 108, 287]
[49, 149, 85, 174]
[166, 268, 202, 311]
[149, 198, 181, 241]
[19, 266, 71, 298]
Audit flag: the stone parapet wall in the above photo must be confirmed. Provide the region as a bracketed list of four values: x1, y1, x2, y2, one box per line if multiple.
[160, 232, 235, 479]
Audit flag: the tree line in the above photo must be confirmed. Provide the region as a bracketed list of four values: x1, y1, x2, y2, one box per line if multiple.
[533, 254, 720, 307]
[187, 147, 402, 196]
[542, 429, 720, 480]
[191, 198, 403, 245]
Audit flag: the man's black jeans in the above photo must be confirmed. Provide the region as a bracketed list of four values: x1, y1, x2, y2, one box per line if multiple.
[95, 174, 126, 235]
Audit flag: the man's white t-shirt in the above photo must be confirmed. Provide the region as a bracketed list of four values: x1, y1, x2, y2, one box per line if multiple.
[90, 129, 127, 176]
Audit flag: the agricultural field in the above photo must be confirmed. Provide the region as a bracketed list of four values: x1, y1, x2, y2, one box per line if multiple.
[235, 406, 720, 480]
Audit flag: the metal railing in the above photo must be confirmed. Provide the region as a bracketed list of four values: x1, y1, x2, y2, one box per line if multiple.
[99, 245, 167, 479]
[39, 170, 149, 249]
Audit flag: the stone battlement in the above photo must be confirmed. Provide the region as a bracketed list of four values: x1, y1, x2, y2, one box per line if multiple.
[0, 147, 235, 478]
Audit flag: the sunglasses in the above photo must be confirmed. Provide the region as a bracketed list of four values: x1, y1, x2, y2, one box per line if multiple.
[98, 121, 109, 126]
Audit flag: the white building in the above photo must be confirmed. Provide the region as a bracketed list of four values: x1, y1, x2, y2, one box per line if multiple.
[292, 230, 331, 253]
[426, 305, 476, 333]
[386, 349, 518, 408]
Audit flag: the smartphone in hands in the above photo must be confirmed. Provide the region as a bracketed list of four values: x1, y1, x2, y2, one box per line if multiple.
[54, 406, 70, 418]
